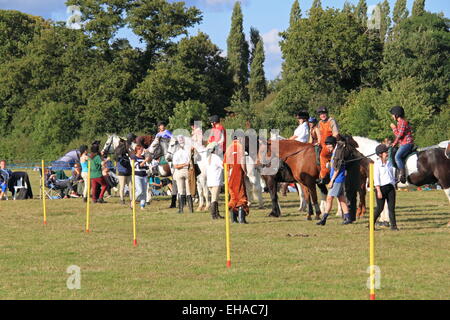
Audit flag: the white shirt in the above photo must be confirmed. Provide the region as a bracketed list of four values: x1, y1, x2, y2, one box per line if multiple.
[207, 154, 223, 187]
[172, 148, 191, 167]
[293, 122, 309, 143]
[374, 158, 396, 187]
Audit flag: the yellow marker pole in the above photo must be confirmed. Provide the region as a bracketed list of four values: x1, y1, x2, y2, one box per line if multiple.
[224, 163, 231, 268]
[85, 160, 91, 233]
[41, 160, 47, 225]
[131, 159, 137, 247]
[369, 163, 375, 300]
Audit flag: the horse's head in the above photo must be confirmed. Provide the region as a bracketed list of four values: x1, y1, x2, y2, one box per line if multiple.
[333, 134, 360, 169]
[165, 137, 179, 162]
[148, 136, 171, 160]
[102, 134, 123, 156]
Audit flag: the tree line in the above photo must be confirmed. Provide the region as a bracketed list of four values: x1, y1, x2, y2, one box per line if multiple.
[0, 0, 448, 161]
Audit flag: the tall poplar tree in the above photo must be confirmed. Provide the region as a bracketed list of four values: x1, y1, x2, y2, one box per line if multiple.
[412, 0, 426, 17]
[249, 39, 267, 105]
[226, 1, 250, 102]
[356, 0, 368, 26]
[393, 0, 409, 25]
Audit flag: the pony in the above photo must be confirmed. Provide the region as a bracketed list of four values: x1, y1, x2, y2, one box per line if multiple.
[258, 138, 322, 220]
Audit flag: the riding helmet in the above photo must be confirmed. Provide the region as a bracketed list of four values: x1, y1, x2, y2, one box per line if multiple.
[308, 117, 318, 123]
[375, 144, 389, 156]
[296, 110, 309, 120]
[325, 136, 337, 146]
[127, 133, 137, 142]
[157, 121, 166, 127]
[317, 106, 328, 114]
[209, 115, 220, 123]
[390, 106, 405, 118]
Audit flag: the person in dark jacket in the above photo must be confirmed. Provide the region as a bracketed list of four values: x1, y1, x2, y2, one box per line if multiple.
[0, 160, 12, 200]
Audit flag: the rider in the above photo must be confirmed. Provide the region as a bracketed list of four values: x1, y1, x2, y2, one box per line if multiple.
[208, 115, 226, 156]
[316, 106, 340, 184]
[389, 106, 414, 184]
[308, 117, 320, 145]
[156, 121, 173, 139]
[289, 110, 310, 143]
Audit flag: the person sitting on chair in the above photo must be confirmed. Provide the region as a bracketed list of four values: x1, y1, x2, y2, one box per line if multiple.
[0, 160, 12, 200]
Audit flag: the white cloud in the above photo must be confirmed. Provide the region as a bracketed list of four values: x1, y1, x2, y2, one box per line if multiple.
[262, 28, 281, 55]
[0, 0, 67, 18]
[181, 0, 250, 12]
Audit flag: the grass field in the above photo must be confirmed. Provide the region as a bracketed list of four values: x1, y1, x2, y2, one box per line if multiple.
[0, 170, 449, 300]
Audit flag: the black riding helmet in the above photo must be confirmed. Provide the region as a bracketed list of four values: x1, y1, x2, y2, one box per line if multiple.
[390, 106, 405, 118]
[157, 121, 166, 127]
[209, 115, 220, 123]
[296, 110, 309, 120]
[127, 133, 137, 142]
[376, 144, 389, 156]
[317, 106, 328, 114]
[325, 136, 337, 146]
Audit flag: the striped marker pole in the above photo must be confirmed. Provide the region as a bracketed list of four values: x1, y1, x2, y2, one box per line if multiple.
[131, 159, 137, 247]
[369, 163, 376, 300]
[41, 160, 47, 225]
[224, 163, 231, 268]
[85, 160, 91, 233]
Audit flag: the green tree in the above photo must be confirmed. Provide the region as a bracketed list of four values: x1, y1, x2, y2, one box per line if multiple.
[393, 0, 409, 25]
[227, 1, 250, 102]
[249, 39, 267, 105]
[249, 27, 261, 66]
[412, 0, 426, 17]
[379, 0, 391, 42]
[381, 12, 450, 111]
[355, 0, 368, 26]
[289, 0, 302, 26]
[343, 1, 355, 14]
[168, 100, 210, 131]
[311, 0, 322, 10]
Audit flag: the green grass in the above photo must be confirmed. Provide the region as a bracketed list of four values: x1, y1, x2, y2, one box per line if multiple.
[0, 170, 449, 300]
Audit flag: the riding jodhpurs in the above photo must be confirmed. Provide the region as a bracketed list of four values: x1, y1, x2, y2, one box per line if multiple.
[118, 175, 132, 201]
[174, 168, 191, 196]
[395, 144, 413, 170]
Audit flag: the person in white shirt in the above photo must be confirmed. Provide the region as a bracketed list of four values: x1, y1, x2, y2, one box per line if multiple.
[289, 110, 310, 143]
[206, 143, 224, 220]
[172, 135, 193, 213]
[373, 144, 398, 231]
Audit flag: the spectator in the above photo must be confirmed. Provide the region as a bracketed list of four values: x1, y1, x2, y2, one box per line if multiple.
[0, 160, 12, 200]
[80, 145, 89, 202]
[172, 135, 193, 213]
[206, 144, 224, 220]
[130, 145, 151, 210]
[373, 144, 399, 231]
[90, 145, 108, 203]
[117, 150, 132, 205]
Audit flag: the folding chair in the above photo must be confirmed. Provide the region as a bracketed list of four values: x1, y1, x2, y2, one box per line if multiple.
[39, 168, 62, 200]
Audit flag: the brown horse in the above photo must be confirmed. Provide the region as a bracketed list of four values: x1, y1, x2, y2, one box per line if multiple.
[258, 139, 322, 219]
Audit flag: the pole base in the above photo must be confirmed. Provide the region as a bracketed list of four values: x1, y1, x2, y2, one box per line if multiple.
[43, 221, 47, 225]
[370, 293, 376, 300]
[226, 260, 231, 268]
[133, 239, 137, 247]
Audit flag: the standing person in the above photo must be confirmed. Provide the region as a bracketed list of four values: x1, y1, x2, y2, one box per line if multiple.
[116, 150, 132, 205]
[373, 144, 399, 231]
[208, 115, 226, 156]
[206, 143, 224, 220]
[316, 106, 340, 184]
[224, 135, 249, 224]
[130, 145, 150, 210]
[289, 110, 310, 143]
[89, 145, 108, 203]
[389, 106, 414, 184]
[80, 145, 89, 202]
[308, 117, 320, 145]
[156, 121, 173, 139]
[0, 160, 12, 200]
[172, 136, 193, 213]
[191, 119, 204, 149]
[317, 136, 351, 226]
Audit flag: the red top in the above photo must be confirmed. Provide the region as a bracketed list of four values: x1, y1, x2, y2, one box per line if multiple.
[208, 124, 226, 152]
[392, 118, 414, 146]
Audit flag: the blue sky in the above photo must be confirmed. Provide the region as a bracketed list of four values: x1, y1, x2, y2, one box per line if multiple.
[1, 0, 448, 79]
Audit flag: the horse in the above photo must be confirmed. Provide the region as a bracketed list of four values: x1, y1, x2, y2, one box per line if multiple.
[258, 138, 322, 220]
[146, 136, 173, 178]
[102, 134, 154, 158]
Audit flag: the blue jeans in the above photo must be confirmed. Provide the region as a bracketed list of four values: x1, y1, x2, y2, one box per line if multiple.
[395, 144, 413, 169]
[135, 175, 148, 207]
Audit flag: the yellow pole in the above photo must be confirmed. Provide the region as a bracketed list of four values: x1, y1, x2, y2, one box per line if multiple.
[131, 159, 137, 247]
[41, 160, 47, 225]
[224, 163, 231, 268]
[369, 163, 375, 300]
[86, 160, 91, 233]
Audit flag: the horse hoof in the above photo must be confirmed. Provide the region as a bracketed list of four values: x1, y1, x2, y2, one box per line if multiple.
[306, 216, 312, 221]
[268, 212, 280, 218]
[315, 215, 321, 221]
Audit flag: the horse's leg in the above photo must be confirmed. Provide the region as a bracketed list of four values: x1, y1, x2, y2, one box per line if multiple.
[244, 176, 253, 207]
[202, 174, 210, 210]
[264, 176, 281, 217]
[300, 184, 312, 220]
[196, 177, 204, 211]
[254, 171, 264, 209]
[296, 183, 307, 212]
[318, 183, 328, 214]
[308, 180, 321, 220]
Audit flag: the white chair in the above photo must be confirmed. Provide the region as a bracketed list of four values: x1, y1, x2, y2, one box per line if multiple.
[13, 177, 27, 200]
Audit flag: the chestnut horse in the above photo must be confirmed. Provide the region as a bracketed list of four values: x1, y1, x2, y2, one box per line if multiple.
[258, 139, 322, 220]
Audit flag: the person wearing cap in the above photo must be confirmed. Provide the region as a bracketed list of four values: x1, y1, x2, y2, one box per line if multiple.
[389, 106, 414, 184]
[308, 117, 320, 145]
[208, 115, 226, 156]
[373, 144, 398, 230]
[289, 110, 310, 143]
[79, 145, 89, 202]
[172, 135, 194, 213]
[317, 136, 351, 226]
[316, 106, 340, 184]
[224, 134, 249, 224]
[156, 121, 173, 139]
